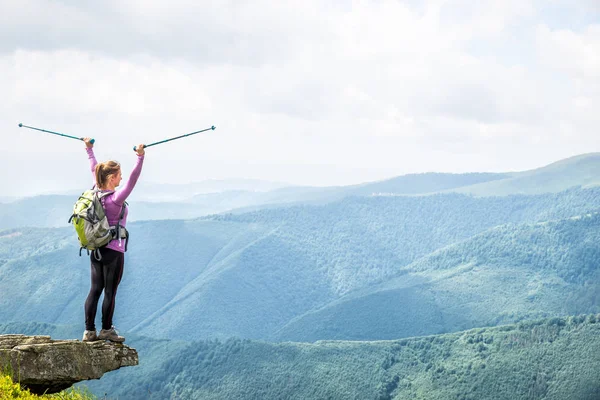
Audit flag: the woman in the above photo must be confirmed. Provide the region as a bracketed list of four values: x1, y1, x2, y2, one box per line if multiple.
[82, 137, 145, 343]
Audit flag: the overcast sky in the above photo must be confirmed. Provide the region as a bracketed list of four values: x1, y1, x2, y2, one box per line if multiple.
[1, 0, 598, 197]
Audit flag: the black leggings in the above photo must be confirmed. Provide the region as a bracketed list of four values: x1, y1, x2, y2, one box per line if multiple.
[84, 248, 125, 331]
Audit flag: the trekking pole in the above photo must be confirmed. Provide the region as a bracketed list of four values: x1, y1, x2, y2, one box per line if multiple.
[18, 123, 95, 144]
[133, 126, 216, 151]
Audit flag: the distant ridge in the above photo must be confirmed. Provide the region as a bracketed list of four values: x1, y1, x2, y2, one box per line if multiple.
[3, 153, 599, 228]
[453, 152, 600, 196]
[347, 172, 511, 196]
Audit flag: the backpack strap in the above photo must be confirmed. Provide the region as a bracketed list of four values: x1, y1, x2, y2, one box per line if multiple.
[123, 225, 130, 252]
[97, 190, 115, 200]
[119, 201, 127, 219]
[115, 201, 128, 251]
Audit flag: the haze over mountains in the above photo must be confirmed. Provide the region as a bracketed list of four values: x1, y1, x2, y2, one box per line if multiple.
[1, 152, 599, 398]
[2, 153, 600, 231]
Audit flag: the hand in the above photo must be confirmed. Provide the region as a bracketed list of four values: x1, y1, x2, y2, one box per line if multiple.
[83, 137, 94, 149]
[135, 144, 145, 156]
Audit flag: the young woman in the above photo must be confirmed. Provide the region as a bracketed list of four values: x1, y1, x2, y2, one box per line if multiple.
[82, 138, 145, 343]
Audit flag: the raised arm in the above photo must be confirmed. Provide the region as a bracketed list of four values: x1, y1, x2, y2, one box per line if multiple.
[84, 138, 97, 186]
[113, 145, 145, 205]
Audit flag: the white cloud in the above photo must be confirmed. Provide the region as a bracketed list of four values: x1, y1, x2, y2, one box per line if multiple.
[536, 24, 600, 79]
[1, 0, 599, 196]
[11, 50, 212, 116]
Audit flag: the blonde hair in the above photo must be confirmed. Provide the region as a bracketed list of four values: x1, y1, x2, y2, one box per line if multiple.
[95, 161, 121, 189]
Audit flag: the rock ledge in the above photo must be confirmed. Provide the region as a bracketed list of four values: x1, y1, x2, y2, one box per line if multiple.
[0, 334, 138, 394]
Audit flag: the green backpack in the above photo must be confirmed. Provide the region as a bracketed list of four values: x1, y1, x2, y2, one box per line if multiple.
[68, 188, 127, 260]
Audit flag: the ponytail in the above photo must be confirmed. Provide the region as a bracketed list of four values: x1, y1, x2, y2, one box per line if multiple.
[95, 161, 121, 189]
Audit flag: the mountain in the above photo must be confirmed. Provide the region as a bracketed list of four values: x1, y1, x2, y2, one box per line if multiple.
[246, 152, 600, 202]
[10, 179, 294, 202]
[128, 188, 600, 340]
[131, 178, 293, 202]
[132, 315, 600, 400]
[454, 153, 600, 196]
[4, 154, 600, 399]
[237, 172, 513, 207]
[3, 316, 598, 400]
[348, 172, 511, 196]
[0, 178, 299, 230]
[274, 211, 600, 341]
[0, 195, 200, 230]
[0, 192, 302, 230]
[4, 153, 600, 231]
[2, 187, 600, 343]
[0, 175, 509, 230]
[0, 220, 270, 336]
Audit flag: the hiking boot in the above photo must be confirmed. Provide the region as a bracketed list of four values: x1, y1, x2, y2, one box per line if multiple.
[82, 330, 98, 342]
[98, 326, 125, 343]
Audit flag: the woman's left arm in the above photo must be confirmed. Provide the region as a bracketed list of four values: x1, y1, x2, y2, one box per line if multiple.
[113, 145, 145, 205]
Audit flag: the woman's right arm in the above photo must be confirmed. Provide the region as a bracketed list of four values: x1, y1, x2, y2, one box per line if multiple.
[83, 138, 97, 186]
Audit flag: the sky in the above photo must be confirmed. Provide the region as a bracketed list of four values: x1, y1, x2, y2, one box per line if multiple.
[1, 0, 599, 197]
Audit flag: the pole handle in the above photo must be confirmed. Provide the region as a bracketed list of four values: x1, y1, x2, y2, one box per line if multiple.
[81, 138, 96, 144]
[133, 144, 146, 151]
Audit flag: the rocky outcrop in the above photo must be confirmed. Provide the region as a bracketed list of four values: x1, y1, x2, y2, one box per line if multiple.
[0, 334, 138, 394]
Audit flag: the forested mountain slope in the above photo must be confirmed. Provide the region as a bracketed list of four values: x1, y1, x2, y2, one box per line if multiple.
[275, 212, 600, 341]
[94, 316, 600, 400]
[2, 188, 599, 342]
[4, 317, 598, 400]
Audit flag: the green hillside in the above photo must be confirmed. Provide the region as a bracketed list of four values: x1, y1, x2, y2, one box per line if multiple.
[2, 188, 600, 342]
[91, 315, 600, 400]
[215, 187, 600, 289]
[4, 317, 598, 399]
[0, 220, 270, 334]
[275, 211, 600, 342]
[132, 187, 600, 340]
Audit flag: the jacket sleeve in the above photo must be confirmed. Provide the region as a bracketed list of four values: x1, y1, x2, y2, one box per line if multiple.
[86, 148, 98, 186]
[112, 155, 144, 205]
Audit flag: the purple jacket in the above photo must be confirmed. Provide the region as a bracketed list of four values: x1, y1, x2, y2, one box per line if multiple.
[86, 148, 144, 253]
